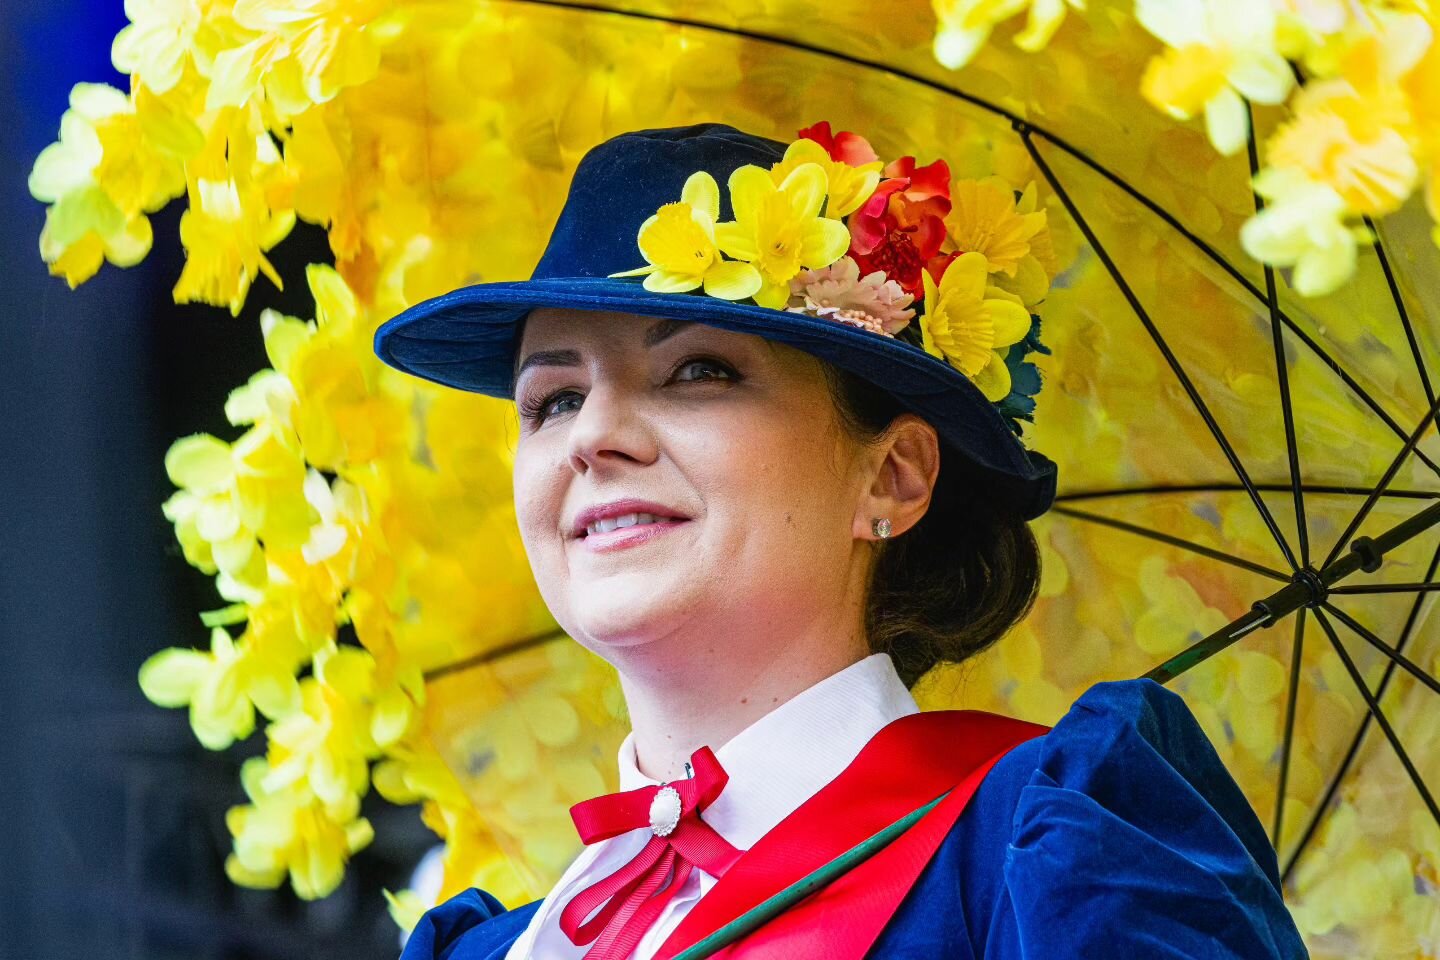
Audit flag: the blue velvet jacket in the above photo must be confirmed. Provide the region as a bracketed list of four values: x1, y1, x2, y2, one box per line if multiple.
[400, 678, 1311, 959]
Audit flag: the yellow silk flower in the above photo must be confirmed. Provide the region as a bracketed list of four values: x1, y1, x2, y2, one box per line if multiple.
[27, 84, 177, 286]
[209, 0, 386, 114]
[1135, 0, 1295, 155]
[1239, 166, 1374, 297]
[138, 626, 301, 750]
[174, 176, 296, 316]
[111, 0, 226, 95]
[1265, 19, 1427, 218]
[608, 170, 762, 300]
[160, 432, 268, 595]
[263, 644, 380, 806]
[946, 176, 1048, 279]
[226, 755, 375, 900]
[769, 135, 883, 219]
[714, 161, 852, 309]
[918, 251, 1032, 400]
[931, 0, 1086, 70]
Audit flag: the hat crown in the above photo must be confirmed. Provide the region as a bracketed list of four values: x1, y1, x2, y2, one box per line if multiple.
[531, 123, 788, 281]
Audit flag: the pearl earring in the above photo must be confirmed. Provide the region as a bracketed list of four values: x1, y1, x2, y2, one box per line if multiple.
[872, 517, 892, 539]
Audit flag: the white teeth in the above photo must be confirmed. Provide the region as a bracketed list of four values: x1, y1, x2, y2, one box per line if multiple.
[586, 512, 678, 536]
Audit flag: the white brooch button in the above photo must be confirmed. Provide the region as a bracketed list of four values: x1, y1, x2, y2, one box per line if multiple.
[649, 785, 682, 837]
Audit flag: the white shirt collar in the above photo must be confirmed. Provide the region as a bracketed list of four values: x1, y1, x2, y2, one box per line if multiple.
[613, 651, 919, 851]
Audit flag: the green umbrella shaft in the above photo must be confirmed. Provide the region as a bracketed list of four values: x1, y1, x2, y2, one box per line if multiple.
[670, 788, 952, 960]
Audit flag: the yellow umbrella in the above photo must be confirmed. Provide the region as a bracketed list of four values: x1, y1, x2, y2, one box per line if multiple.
[30, 1, 1440, 955]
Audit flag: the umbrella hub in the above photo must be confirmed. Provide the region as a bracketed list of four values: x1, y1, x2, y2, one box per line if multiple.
[1144, 502, 1440, 684]
[1288, 566, 1329, 607]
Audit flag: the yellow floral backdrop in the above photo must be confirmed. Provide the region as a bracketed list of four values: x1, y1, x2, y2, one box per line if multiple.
[29, 0, 1440, 956]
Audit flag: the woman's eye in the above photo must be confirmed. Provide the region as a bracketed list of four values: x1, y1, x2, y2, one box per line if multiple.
[546, 392, 583, 417]
[673, 357, 737, 382]
[520, 389, 581, 424]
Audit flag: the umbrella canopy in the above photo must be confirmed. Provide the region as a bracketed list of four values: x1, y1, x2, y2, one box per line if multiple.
[31, 0, 1440, 954]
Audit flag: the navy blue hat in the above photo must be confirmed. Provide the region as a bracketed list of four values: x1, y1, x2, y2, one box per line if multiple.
[373, 122, 1057, 519]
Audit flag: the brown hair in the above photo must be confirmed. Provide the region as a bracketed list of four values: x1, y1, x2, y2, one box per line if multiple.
[818, 362, 1042, 688]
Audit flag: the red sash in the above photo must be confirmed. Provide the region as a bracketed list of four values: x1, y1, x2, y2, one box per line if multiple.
[652, 709, 1050, 960]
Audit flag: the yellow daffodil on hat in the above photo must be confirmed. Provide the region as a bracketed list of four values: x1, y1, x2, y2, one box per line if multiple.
[768, 134, 885, 219]
[916, 250, 1035, 402]
[712, 161, 854, 309]
[607, 170, 763, 301]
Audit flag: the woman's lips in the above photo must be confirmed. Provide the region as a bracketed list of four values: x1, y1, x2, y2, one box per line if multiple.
[577, 518, 691, 553]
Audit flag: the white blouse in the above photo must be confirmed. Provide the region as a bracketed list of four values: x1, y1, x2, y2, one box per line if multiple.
[504, 651, 920, 960]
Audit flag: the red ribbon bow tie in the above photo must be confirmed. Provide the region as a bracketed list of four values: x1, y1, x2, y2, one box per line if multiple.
[560, 745, 746, 960]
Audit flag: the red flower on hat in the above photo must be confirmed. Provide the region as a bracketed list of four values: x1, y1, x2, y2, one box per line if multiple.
[848, 156, 954, 300]
[798, 120, 882, 168]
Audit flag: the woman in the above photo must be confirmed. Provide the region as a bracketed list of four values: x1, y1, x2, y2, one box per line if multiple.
[375, 122, 1310, 959]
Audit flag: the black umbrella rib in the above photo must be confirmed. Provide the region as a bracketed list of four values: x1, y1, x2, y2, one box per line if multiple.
[1057, 482, 1440, 503]
[1311, 609, 1440, 842]
[508, 0, 1440, 483]
[1330, 581, 1440, 594]
[1318, 600, 1440, 698]
[1272, 607, 1306, 851]
[1052, 505, 1288, 581]
[423, 626, 571, 682]
[1322, 391, 1440, 570]
[1022, 129, 1300, 572]
[1364, 211, 1437, 418]
[1246, 103, 1310, 566]
[1282, 545, 1440, 882]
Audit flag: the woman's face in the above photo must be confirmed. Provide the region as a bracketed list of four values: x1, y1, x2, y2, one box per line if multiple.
[511, 306, 881, 663]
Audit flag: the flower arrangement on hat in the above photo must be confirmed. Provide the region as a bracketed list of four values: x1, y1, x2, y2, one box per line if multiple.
[607, 121, 1056, 436]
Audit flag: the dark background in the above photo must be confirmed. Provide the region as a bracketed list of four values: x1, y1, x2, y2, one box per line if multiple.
[1, 2, 435, 956]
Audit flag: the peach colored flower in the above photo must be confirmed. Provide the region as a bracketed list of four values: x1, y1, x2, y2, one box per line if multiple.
[785, 255, 916, 335]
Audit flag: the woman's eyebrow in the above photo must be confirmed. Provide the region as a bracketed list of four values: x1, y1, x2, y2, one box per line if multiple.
[644, 318, 694, 347]
[513, 347, 580, 382]
[513, 318, 696, 381]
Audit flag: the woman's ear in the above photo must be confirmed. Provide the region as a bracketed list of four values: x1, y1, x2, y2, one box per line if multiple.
[854, 413, 941, 541]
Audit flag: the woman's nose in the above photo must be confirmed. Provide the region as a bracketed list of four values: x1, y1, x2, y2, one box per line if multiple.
[565, 385, 658, 474]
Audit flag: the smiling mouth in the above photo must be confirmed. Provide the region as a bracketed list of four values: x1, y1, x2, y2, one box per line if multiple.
[581, 512, 689, 538]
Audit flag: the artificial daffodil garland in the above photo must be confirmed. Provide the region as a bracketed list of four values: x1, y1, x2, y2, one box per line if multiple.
[606, 122, 1055, 436]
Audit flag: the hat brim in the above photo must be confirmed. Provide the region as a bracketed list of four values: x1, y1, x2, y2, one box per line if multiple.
[374, 275, 1056, 519]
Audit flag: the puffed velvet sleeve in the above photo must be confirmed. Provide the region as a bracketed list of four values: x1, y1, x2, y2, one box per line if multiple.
[986, 677, 1309, 959]
[398, 888, 541, 960]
